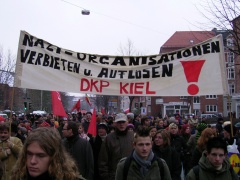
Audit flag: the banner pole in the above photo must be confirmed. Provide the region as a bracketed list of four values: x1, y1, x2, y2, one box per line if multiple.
[9, 87, 15, 133]
[228, 94, 233, 137]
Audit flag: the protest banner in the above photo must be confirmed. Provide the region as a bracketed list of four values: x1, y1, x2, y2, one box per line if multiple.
[14, 31, 228, 96]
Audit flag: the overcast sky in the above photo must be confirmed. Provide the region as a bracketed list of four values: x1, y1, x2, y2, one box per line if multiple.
[0, 0, 209, 57]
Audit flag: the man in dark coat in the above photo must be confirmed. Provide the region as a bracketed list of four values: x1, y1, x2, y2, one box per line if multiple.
[62, 121, 94, 180]
[98, 113, 134, 180]
[89, 123, 108, 180]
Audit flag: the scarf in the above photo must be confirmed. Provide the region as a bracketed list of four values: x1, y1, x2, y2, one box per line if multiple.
[132, 150, 154, 177]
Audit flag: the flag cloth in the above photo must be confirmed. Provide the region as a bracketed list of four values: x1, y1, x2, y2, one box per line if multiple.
[71, 99, 81, 112]
[85, 94, 92, 107]
[51, 91, 67, 117]
[124, 108, 130, 113]
[88, 108, 96, 136]
[101, 107, 105, 115]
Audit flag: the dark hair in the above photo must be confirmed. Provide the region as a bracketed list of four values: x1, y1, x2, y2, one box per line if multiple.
[134, 126, 150, 143]
[141, 116, 148, 125]
[67, 121, 79, 136]
[206, 137, 227, 154]
[86, 112, 92, 115]
[0, 122, 10, 132]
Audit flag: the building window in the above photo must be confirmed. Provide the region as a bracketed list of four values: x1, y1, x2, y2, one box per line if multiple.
[227, 52, 234, 64]
[193, 96, 200, 104]
[206, 105, 217, 112]
[228, 84, 235, 95]
[227, 38, 234, 47]
[180, 96, 188, 99]
[206, 95, 217, 99]
[227, 68, 235, 79]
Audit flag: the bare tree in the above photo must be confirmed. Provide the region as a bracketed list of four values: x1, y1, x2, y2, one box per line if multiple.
[0, 46, 16, 85]
[198, 0, 240, 54]
[117, 39, 143, 112]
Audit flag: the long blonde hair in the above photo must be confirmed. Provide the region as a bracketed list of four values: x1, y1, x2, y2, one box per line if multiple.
[11, 127, 80, 180]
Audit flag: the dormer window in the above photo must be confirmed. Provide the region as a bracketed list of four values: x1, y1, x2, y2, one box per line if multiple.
[227, 38, 233, 46]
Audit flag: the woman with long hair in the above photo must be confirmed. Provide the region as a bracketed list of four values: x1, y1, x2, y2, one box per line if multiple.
[191, 127, 215, 167]
[152, 129, 182, 180]
[11, 127, 84, 180]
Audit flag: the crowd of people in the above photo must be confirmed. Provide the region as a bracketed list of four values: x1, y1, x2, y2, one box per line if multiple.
[0, 111, 239, 179]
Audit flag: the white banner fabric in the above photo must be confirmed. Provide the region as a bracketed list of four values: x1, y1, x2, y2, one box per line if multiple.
[14, 31, 228, 96]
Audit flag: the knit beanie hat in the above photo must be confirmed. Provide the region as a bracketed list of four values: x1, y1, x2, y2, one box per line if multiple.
[195, 122, 208, 143]
[127, 123, 135, 130]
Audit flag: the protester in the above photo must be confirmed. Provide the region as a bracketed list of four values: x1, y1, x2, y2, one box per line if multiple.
[223, 124, 240, 151]
[0, 122, 23, 180]
[186, 137, 238, 180]
[11, 127, 84, 180]
[78, 123, 90, 141]
[149, 126, 157, 138]
[168, 123, 188, 161]
[141, 116, 151, 128]
[153, 129, 181, 180]
[191, 127, 215, 167]
[62, 121, 94, 180]
[98, 113, 134, 180]
[89, 123, 108, 180]
[115, 126, 172, 180]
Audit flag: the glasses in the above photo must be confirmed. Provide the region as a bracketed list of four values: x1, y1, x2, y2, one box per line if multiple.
[62, 129, 68, 131]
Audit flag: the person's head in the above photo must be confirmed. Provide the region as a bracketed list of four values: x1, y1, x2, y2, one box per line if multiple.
[133, 126, 152, 160]
[77, 123, 84, 134]
[97, 123, 108, 137]
[205, 137, 227, 169]
[0, 122, 10, 141]
[86, 112, 92, 121]
[153, 129, 170, 147]
[114, 113, 128, 131]
[169, 123, 178, 135]
[97, 112, 103, 118]
[223, 124, 237, 139]
[158, 120, 164, 127]
[217, 117, 224, 124]
[62, 121, 78, 138]
[11, 127, 79, 180]
[180, 124, 190, 135]
[141, 116, 150, 127]
[197, 127, 215, 151]
[127, 123, 135, 131]
[149, 126, 157, 138]
[127, 113, 134, 123]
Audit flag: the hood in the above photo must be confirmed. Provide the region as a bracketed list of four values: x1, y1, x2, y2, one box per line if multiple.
[199, 151, 231, 174]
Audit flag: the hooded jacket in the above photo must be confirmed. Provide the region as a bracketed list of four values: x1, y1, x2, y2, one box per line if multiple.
[186, 151, 238, 180]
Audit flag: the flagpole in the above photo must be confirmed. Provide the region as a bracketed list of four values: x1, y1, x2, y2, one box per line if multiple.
[228, 94, 233, 137]
[9, 87, 15, 133]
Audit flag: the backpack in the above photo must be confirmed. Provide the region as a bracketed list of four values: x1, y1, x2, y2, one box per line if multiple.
[192, 165, 234, 180]
[123, 156, 164, 180]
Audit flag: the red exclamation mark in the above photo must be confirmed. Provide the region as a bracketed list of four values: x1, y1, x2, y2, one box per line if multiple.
[180, 60, 205, 95]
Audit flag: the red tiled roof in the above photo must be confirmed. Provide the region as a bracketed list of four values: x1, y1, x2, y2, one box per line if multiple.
[162, 31, 215, 48]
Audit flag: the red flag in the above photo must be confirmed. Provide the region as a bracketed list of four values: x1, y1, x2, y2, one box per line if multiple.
[85, 94, 92, 107]
[87, 108, 96, 136]
[124, 108, 130, 113]
[51, 91, 67, 117]
[101, 107, 105, 115]
[0, 116, 5, 122]
[71, 99, 81, 112]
